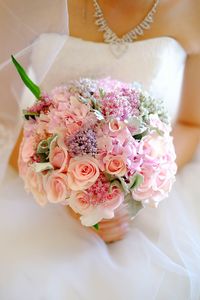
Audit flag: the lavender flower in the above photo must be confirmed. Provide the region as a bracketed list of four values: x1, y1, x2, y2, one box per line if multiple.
[66, 128, 97, 157]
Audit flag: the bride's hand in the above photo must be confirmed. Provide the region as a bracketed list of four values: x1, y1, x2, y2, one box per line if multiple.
[66, 205, 130, 243]
[96, 206, 130, 243]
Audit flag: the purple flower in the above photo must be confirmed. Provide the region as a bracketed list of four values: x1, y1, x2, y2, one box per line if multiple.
[66, 128, 97, 157]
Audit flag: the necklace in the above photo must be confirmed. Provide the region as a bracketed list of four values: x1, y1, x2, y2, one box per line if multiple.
[93, 0, 160, 57]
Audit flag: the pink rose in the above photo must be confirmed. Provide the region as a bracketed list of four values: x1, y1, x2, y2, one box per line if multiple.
[103, 185, 124, 211]
[68, 191, 92, 215]
[139, 130, 176, 166]
[139, 131, 173, 160]
[67, 156, 100, 191]
[80, 186, 124, 226]
[132, 163, 176, 207]
[109, 119, 124, 132]
[75, 186, 124, 226]
[104, 155, 127, 176]
[49, 139, 69, 173]
[149, 114, 171, 133]
[25, 167, 47, 206]
[45, 172, 70, 203]
[21, 136, 35, 163]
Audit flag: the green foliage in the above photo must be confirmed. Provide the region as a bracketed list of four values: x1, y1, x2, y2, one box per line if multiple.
[11, 55, 41, 99]
[33, 162, 54, 173]
[124, 194, 144, 220]
[129, 174, 144, 191]
[93, 223, 99, 230]
[23, 110, 40, 120]
[92, 109, 105, 120]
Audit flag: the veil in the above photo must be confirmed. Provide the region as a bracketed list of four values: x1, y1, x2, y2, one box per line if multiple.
[0, 0, 69, 182]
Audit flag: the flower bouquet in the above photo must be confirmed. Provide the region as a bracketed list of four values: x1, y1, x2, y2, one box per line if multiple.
[12, 56, 177, 243]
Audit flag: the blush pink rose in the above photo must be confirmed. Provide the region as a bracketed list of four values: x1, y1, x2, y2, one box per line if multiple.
[104, 155, 127, 176]
[109, 119, 124, 132]
[149, 114, 171, 133]
[77, 186, 124, 226]
[68, 191, 92, 215]
[45, 172, 70, 203]
[67, 156, 100, 191]
[140, 132, 167, 159]
[49, 139, 69, 173]
[25, 167, 47, 206]
[139, 131, 176, 162]
[132, 163, 176, 207]
[103, 186, 124, 211]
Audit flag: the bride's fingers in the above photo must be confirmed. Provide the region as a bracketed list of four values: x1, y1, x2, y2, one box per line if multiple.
[65, 205, 130, 243]
[96, 207, 130, 242]
[97, 222, 130, 243]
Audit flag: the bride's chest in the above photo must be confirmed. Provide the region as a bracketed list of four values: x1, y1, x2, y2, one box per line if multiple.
[32, 34, 186, 120]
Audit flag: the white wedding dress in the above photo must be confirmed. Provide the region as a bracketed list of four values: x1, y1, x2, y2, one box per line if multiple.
[0, 33, 200, 300]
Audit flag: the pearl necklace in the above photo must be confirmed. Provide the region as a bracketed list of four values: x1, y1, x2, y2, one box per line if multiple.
[93, 0, 160, 58]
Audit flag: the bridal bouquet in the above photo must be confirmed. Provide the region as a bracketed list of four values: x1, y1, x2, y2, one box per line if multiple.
[13, 56, 177, 230]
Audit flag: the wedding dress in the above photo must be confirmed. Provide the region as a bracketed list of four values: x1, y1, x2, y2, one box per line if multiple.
[0, 4, 200, 300]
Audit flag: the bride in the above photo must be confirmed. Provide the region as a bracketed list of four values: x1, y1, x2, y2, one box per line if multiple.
[0, 0, 200, 299]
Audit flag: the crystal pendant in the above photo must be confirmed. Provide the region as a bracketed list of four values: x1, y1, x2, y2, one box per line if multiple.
[109, 42, 129, 58]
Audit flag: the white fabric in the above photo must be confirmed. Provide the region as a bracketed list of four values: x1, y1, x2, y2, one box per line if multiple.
[0, 0, 69, 182]
[0, 33, 200, 300]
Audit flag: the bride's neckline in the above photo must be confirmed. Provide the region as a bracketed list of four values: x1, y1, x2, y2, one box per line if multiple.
[65, 0, 186, 55]
[66, 34, 186, 54]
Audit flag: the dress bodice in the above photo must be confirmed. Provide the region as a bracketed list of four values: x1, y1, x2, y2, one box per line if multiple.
[33, 34, 187, 121]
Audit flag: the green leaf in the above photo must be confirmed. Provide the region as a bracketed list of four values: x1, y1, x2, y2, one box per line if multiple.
[93, 223, 99, 230]
[47, 134, 58, 148]
[126, 116, 141, 132]
[129, 173, 144, 191]
[124, 194, 143, 220]
[11, 55, 41, 99]
[79, 96, 89, 105]
[133, 129, 148, 140]
[109, 179, 123, 193]
[99, 88, 106, 98]
[32, 162, 53, 173]
[23, 110, 40, 120]
[116, 176, 130, 195]
[36, 152, 49, 163]
[150, 126, 164, 136]
[92, 109, 105, 121]
[90, 97, 97, 109]
[37, 140, 49, 154]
